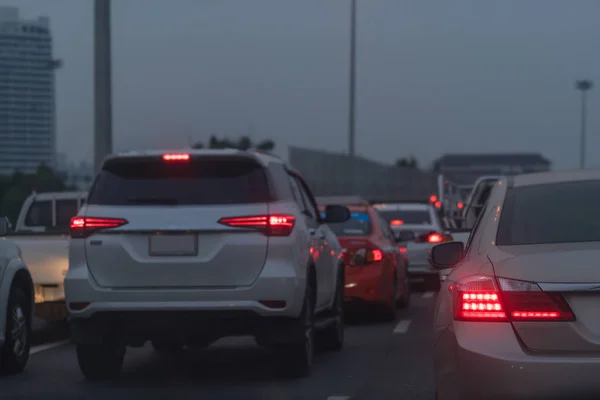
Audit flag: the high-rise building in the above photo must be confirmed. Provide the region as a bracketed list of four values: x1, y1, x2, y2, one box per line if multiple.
[0, 6, 59, 175]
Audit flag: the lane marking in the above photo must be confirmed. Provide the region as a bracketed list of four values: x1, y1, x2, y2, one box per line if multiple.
[422, 291, 435, 299]
[393, 319, 411, 334]
[31, 340, 69, 355]
[327, 397, 351, 400]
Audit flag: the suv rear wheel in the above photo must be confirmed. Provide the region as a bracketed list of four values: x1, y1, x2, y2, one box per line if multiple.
[280, 281, 315, 378]
[76, 342, 125, 381]
[318, 266, 344, 352]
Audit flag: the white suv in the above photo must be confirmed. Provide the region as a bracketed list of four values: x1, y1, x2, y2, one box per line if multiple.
[65, 149, 350, 380]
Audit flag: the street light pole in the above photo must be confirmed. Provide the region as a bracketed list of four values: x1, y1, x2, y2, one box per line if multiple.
[94, 0, 113, 174]
[348, 0, 357, 158]
[576, 79, 592, 170]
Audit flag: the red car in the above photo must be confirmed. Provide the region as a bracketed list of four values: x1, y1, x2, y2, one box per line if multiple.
[317, 197, 410, 320]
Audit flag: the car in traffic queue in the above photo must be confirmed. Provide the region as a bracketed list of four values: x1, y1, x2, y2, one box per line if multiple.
[430, 170, 600, 400]
[0, 217, 34, 375]
[65, 149, 351, 381]
[373, 201, 452, 290]
[317, 197, 410, 321]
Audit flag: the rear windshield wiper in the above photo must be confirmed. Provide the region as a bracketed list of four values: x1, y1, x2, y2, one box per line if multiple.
[125, 198, 179, 205]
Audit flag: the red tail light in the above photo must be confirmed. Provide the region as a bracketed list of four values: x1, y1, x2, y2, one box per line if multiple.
[434, 200, 442, 209]
[349, 247, 384, 266]
[452, 275, 575, 322]
[163, 153, 190, 161]
[390, 219, 404, 226]
[416, 232, 452, 244]
[429, 194, 437, 203]
[70, 217, 128, 239]
[218, 215, 295, 236]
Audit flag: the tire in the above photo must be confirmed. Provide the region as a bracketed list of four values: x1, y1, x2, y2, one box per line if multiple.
[382, 277, 397, 322]
[151, 339, 184, 354]
[318, 266, 344, 352]
[76, 343, 125, 381]
[1, 286, 31, 375]
[281, 280, 315, 378]
[397, 273, 411, 309]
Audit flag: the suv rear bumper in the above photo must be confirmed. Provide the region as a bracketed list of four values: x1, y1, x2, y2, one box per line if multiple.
[70, 310, 304, 346]
[65, 266, 305, 320]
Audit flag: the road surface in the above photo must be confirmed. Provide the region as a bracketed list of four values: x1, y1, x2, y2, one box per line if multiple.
[6, 291, 438, 399]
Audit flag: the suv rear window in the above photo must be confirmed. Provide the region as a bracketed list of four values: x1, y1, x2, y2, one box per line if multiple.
[378, 209, 431, 225]
[87, 157, 271, 206]
[320, 211, 372, 237]
[497, 180, 600, 245]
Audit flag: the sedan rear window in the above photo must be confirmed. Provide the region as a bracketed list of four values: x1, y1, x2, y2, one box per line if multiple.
[87, 157, 271, 206]
[378, 209, 431, 225]
[497, 180, 600, 245]
[321, 212, 372, 237]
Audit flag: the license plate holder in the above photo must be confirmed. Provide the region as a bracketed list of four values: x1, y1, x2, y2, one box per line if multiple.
[149, 234, 198, 256]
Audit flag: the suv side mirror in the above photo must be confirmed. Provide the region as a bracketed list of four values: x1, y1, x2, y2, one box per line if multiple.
[428, 241, 464, 270]
[394, 230, 415, 243]
[0, 217, 12, 236]
[322, 205, 351, 224]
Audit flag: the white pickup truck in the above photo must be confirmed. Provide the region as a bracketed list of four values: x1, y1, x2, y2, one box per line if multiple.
[2, 191, 87, 322]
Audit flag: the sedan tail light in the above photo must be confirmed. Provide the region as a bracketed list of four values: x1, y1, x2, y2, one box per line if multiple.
[218, 215, 295, 236]
[70, 217, 128, 239]
[349, 248, 383, 266]
[416, 232, 453, 244]
[452, 275, 575, 322]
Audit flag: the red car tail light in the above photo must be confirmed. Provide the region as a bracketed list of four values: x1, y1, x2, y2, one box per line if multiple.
[218, 215, 295, 236]
[70, 217, 128, 239]
[350, 248, 384, 266]
[452, 275, 575, 322]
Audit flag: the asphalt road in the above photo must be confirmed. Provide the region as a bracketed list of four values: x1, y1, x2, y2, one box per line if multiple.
[4, 290, 437, 399]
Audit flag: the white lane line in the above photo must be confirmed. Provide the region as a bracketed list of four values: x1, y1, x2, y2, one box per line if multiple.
[393, 319, 412, 334]
[31, 340, 69, 355]
[327, 397, 351, 400]
[422, 291, 435, 299]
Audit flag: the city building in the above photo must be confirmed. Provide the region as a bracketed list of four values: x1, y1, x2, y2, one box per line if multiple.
[0, 6, 59, 175]
[433, 153, 552, 184]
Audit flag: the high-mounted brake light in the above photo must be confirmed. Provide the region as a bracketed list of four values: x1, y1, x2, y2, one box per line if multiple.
[452, 275, 575, 322]
[390, 219, 404, 226]
[218, 215, 296, 236]
[163, 153, 190, 161]
[70, 217, 128, 239]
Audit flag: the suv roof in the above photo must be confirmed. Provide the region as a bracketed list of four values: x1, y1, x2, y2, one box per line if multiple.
[104, 149, 289, 169]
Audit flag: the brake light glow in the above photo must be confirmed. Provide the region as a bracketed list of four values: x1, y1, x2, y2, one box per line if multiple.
[162, 153, 190, 161]
[370, 249, 383, 262]
[218, 214, 295, 236]
[453, 275, 575, 322]
[457, 202, 464, 209]
[428, 233, 443, 243]
[434, 200, 442, 209]
[70, 217, 128, 239]
[390, 219, 404, 226]
[429, 194, 437, 203]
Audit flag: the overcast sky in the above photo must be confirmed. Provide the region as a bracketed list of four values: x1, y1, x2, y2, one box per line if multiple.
[7, 0, 600, 169]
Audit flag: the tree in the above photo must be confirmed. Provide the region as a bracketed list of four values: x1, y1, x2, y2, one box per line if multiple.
[395, 156, 418, 169]
[192, 135, 276, 151]
[0, 164, 72, 225]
